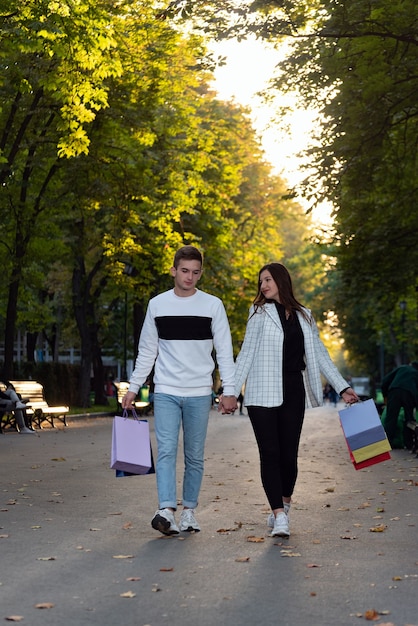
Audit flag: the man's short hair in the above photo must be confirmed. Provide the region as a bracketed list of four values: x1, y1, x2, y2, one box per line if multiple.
[173, 245, 203, 269]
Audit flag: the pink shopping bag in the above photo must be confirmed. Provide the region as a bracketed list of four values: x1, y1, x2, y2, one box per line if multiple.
[110, 413, 152, 475]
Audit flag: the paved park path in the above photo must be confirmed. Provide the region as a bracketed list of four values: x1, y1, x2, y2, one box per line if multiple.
[1, 404, 417, 625]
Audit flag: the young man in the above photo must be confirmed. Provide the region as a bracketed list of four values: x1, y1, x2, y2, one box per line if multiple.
[122, 246, 237, 535]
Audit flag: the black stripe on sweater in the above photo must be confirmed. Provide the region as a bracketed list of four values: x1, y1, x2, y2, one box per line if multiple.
[155, 316, 213, 340]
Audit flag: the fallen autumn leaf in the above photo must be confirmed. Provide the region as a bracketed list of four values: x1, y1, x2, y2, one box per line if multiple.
[369, 525, 386, 532]
[113, 555, 134, 559]
[120, 591, 136, 598]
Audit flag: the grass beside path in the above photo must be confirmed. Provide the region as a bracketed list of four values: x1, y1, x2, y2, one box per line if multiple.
[68, 397, 118, 416]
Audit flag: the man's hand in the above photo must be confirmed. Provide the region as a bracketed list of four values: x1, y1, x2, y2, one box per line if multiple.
[219, 395, 238, 414]
[122, 391, 136, 409]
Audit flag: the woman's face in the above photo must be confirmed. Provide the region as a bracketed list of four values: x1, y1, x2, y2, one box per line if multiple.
[259, 269, 280, 302]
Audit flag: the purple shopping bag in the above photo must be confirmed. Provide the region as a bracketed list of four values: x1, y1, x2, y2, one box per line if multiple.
[110, 412, 152, 475]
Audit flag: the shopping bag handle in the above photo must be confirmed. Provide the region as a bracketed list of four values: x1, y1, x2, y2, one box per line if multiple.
[344, 397, 375, 407]
[122, 408, 140, 420]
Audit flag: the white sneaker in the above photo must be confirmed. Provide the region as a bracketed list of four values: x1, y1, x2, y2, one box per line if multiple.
[267, 502, 290, 528]
[15, 401, 27, 409]
[271, 512, 290, 537]
[19, 426, 35, 434]
[179, 508, 201, 532]
[151, 509, 179, 535]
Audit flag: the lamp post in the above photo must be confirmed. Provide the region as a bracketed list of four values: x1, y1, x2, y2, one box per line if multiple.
[121, 262, 137, 380]
[122, 291, 128, 380]
[399, 300, 407, 364]
[378, 331, 385, 384]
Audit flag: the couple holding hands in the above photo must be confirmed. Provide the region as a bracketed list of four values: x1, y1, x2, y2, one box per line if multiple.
[122, 246, 358, 538]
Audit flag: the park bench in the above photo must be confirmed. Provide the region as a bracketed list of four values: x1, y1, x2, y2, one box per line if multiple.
[0, 381, 30, 433]
[115, 381, 151, 415]
[9, 381, 69, 429]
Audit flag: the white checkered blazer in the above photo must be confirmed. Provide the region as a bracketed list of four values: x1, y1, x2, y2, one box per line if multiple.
[234, 303, 348, 409]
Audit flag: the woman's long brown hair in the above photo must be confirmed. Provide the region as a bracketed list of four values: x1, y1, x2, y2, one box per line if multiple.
[253, 263, 311, 323]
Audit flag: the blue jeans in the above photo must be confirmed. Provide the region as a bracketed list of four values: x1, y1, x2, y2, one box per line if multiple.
[153, 393, 212, 510]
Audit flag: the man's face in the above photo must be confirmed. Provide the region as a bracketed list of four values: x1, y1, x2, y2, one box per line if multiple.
[170, 259, 202, 296]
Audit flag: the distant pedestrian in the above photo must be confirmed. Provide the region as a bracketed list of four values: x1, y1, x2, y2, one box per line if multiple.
[329, 386, 339, 407]
[381, 362, 418, 448]
[122, 246, 237, 535]
[233, 263, 358, 538]
[237, 385, 245, 415]
[0, 381, 33, 434]
[237, 392, 244, 415]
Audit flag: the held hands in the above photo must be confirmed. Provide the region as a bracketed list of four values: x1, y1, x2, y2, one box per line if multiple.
[121, 391, 136, 409]
[218, 395, 238, 414]
[341, 388, 359, 405]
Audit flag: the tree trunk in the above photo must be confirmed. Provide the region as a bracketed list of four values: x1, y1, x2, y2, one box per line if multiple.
[3, 274, 19, 379]
[72, 246, 108, 408]
[78, 353, 92, 408]
[92, 338, 108, 406]
[72, 259, 93, 408]
[133, 301, 146, 362]
[26, 332, 38, 362]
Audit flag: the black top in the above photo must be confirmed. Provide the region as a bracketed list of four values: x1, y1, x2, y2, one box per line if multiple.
[275, 302, 305, 373]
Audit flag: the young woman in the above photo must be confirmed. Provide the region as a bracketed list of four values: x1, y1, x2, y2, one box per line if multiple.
[234, 263, 358, 538]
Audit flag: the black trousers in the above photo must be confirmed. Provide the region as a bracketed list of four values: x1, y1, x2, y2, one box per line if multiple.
[385, 388, 415, 448]
[247, 372, 305, 510]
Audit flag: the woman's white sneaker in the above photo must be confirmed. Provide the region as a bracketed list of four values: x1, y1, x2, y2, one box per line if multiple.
[267, 503, 290, 528]
[271, 512, 290, 537]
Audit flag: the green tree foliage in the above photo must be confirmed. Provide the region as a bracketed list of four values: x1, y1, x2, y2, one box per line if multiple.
[0, 0, 314, 404]
[174, 0, 418, 375]
[281, 0, 418, 372]
[0, 0, 123, 378]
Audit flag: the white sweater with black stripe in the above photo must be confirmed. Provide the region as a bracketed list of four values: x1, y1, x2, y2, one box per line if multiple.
[128, 289, 235, 397]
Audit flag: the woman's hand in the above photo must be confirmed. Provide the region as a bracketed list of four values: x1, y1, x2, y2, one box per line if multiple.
[341, 388, 359, 404]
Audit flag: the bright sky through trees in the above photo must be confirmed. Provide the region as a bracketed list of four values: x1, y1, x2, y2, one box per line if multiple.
[211, 37, 332, 225]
